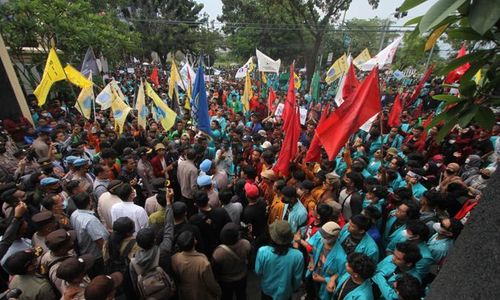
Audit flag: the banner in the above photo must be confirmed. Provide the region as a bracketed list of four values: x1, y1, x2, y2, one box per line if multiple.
[353, 48, 371, 69]
[256, 49, 281, 73]
[325, 54, 348, 85]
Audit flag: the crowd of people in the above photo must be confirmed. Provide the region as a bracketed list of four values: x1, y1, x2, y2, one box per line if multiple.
[0, 63, 498, 300]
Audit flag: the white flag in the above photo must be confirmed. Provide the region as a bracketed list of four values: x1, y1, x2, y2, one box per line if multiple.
[180, 62, 196, 90]
[359, 113, 379, 132]
[333, 55, 353, 107]
[95, 83, 113, 110]
[235, 57, 254, 79]
[360, 36, 403, 71]
[256, 49, 281, 74]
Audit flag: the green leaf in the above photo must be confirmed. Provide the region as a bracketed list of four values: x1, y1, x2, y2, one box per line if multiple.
[436, 116, 459, 142]
[419, 0, 468, 33]
[474, 107, 495, 129]
[432, 95, 462, 103]
[437, 51, 488, 76]
[469, 0, 500, 35]
[400, 0, 428, 12]
[459, 80, 476, 98]
[458, 105, 478, 128]
[447, 28, 484, 40]
[405, 16, 423, 26]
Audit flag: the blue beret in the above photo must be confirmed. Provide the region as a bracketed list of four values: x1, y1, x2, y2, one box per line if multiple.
[73, 158, 89, 167]
[64, 156, 79, 164]
[197, 175, 212, 187]
[199, 159, 212, 173]
[40, 177, 59, 186]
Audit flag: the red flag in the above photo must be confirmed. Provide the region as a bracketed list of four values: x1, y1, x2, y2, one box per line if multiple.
[419, 112, 434, 144]
[267, 87, 276, 114]
[317, 68, 382, 160]
[407, 65, 433, 107]
[388, 93, 402, 127]
[305, 103, 330, 163]
[444, 45, 470, 84]
[274, 66, 301, 176]
[342, 63, 360, 103]
[150, 67, 160, 86]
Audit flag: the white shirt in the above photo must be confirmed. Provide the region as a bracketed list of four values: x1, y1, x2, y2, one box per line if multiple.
[110, 202, 148, 233]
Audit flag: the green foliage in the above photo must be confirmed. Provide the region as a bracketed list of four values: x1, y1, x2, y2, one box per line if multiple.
[0, 0, 141, 63]
[400, 0, 500, 141]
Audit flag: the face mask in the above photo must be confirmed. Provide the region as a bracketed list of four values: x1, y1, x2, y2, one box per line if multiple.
[436, 163, 443, 168]
[402, 229, 416, 240]
[465, 159, 470, 164]
[433, 223, 449, 236]
[322, 237, 335, 245]
[448, 139, 456, 144]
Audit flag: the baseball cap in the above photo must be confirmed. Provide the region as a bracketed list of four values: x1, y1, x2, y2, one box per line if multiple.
[40, 177, 59, 186]
[319, 221, 341, 238]
[45, 229, 76, 252]
[244, 182, 259, 198]
[261, 141, 272, 149]
[199, 159, 213, 173]
[154, 143, 166, 151]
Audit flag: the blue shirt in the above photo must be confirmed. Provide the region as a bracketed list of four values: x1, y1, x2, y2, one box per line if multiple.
[70, 209, 109, 258]
[282, 201, 308, 233]
[255, 246, 304, 300]
[427, 233, 454, 263]
[372, 255, 421, 300]
[334, 272, 374, 300]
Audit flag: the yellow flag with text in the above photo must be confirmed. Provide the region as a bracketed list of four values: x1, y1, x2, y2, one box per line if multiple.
[353, 49, 371, 69]
[64, 64, 92, 88]
[34, 48, 66, 106]
[325, 54, 348, 84]
[145, 82, 177, 131]
[111, 87, 131, 134]
[74, 74, 94, 119]
[169, 61, 182, 99]
[135, 80, 148, 129]
[241, 71, 253, 112]
[294, 72, 301, 89]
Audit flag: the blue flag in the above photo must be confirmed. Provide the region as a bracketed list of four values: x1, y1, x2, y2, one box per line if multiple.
[191, 56, 211, 135]
[81, 47, 99, 77]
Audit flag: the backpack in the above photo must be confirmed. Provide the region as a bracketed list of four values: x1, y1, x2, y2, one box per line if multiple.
[105, 238, 136, 274]
[131, 250, 176, 300]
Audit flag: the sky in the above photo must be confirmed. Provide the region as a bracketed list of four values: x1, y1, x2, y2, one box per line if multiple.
[197, 0, 437, 25]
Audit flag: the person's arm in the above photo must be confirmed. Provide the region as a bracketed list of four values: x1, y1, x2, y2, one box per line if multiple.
[202, 262, 222, 297]
[372, 272, 399, 300]
[0, 203, 26, 260]
[160, 189, 174, 256]
[292, 254, 305, 291]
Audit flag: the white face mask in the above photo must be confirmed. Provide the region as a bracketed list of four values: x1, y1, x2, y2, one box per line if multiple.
[465, 158, 470, 164]
[433, 223, 449, 236]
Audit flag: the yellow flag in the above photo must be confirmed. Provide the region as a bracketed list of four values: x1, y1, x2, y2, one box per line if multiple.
[135, 80, 148, 129]
[34, 48, 66, 106]
[110, 87, 131, 134]
[145, 82, 177, 131]
[325, 54, 348, 84]
[425, 23, 449, 51]
[74, 74, 93, 119]
[473, 70, 482, 85]
[64, 65, 92, 88]
[241, 71, 253, 112]
[261, 72, 267, 85]
[294, 72, 301, 89]
[184, 80, 192, 110]
[169, 60, 182, 99]
[353, 49, 371, 69]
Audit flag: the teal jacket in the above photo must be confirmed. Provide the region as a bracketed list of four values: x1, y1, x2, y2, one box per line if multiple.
[411, 182, 427, 201]
[371, 255, 421, 300]
[383, 134, 404, 150]
[333, 272, 374, 300]
[329, 225, 380, 277]
[383, 212, 407, 253]
[282, 201, 308, 234]
[255, 246, 304, 300]
[415, 242, 434, 279]
[305, 232, 339, 300]
[427, 233, 453, 263]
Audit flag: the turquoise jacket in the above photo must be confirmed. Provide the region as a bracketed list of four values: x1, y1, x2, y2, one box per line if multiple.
[415, 242, 434, 279]
[305, 232, 339, 300]
[282, 201, 308, 233]
[369, 136, 383, 156]
[366, 159, 382, 178]
[255, 246, 304, 300]
[333, 272, 374, 300]
[371, 255, 421, 300]
[427, 233, 453, 263]
[383, 134, 404, 150]
[383, 212, 407, 253]
[411, 182, 427, 201]
[329, 225, 380, 277]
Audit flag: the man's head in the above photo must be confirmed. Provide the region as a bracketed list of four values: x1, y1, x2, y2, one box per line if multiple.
[281, 186, 297, 204]
[392, 241, 422, 270]
[73, 192, 91, 210]
[177, 230, 195, 252]
[404, 220, 430, 243]
[395, 201, 420, 222]
[433, 218, 463, 239]
[348, 214, 372, 237]
[94, 165, 111, 180]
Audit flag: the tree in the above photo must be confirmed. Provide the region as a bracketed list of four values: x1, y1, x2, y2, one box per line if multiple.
[392, 32, 444, 72]
[0, 0, 141, 89]
[121, 0, 209, 58]
[219, 0, 308, 65]
[400, 0, 500, 141]
[274, 0, 380, 88]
